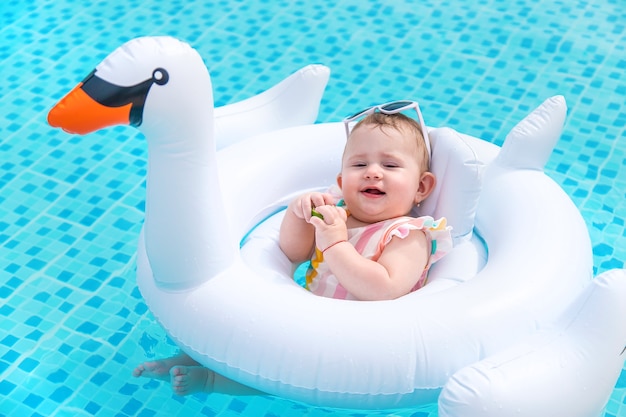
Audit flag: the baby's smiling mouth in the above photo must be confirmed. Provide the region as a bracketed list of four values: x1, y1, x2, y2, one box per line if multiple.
[362, 188, 385, 196]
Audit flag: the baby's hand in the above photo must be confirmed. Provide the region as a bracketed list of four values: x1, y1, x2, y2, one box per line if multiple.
[308, 205, 348, 251]
[291, 192, 335, 222]
[310, 208, 324, 219]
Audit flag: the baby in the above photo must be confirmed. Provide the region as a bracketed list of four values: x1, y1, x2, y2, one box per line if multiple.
[280, 101, 451, 300]
[133, 100, 452, 394]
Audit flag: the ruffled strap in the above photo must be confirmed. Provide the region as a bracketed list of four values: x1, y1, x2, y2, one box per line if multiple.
[379, 216, 453, 265]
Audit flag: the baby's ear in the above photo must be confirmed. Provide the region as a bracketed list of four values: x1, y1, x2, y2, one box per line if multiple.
[415, 172, 436, 204]
[336, 173, 343, 190]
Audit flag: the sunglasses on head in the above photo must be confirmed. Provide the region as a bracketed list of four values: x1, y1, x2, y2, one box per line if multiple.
[342, 100, 432, 164]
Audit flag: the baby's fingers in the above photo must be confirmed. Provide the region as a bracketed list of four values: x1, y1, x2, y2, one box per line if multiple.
[292, 198, 309, 219]
[311, 208, 324, 220]
[331, 205, 348, 222]
[308, 215, 324, 228]
[310, 193, 331, 209]
[321, 193, 336, 206]
[314, 205, 345, 224]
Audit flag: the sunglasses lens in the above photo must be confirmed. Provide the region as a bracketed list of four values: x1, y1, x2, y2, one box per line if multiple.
[345, 107, 372, 120]
[381, 101, 414, 111]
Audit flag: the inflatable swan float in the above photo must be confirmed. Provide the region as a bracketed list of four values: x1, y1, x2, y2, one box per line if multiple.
[48, 36, 626, 416]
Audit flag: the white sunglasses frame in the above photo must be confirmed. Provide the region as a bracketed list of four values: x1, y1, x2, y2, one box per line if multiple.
[342, 100, 432, 165]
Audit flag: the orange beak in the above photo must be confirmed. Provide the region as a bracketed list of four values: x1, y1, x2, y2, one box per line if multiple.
[48, 69, 161, 135]
[48, 82, 132, 135]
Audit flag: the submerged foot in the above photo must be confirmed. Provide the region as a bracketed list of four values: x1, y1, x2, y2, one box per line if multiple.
[132, 352, 200, 382]
[170, 365, 215, 396]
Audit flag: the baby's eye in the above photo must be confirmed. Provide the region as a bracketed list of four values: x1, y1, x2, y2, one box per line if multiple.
[383, 163, 399, 168]
[352, 162, 367, 167]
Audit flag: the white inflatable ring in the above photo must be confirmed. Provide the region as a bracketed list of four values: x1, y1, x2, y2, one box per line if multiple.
[48, 36, 626, 416]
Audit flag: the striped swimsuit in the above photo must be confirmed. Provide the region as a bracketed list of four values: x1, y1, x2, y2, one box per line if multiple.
[306, 216, 452, 300]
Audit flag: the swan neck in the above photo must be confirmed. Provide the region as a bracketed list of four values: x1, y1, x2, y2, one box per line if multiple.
[143, 126, 236, 289]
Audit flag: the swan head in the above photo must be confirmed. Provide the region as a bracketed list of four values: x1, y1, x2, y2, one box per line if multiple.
[49, 37, 233, 290]
[48, 36, 214, 143]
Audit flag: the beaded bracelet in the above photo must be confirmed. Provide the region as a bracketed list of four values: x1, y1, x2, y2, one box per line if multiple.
[321, 240, 348, 253]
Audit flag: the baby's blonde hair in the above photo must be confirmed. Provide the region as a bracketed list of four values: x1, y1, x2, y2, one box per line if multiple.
[350, 113, 430, 171]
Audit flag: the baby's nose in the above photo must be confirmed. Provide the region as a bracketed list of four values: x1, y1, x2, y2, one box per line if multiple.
[365, 165, 382, 179]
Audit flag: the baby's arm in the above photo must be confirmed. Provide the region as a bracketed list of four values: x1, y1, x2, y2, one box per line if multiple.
[279, 192, 335, 264]
[326, 232, 428, 300]
[311, 206, 429, 301]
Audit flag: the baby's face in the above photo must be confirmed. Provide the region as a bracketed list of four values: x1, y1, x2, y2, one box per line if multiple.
[339, 124, 423, 224]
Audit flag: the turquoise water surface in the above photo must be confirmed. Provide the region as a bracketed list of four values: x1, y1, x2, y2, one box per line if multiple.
[1, 0, 625, 416]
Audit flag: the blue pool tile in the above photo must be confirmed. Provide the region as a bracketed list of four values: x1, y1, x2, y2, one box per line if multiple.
[50, 386, 73, 403]
[80, 340, 103, 352]
[90, 371, 112, 386]
[25, 330, 44, 342]
[229, 399, 248, 412]
[617, 370, 626, 389]
[85, 401, 102, 415]
[18, 358, 39, 372]
[47, 369, 69, 384]
[108, 332, 126, 347]
[2, 350, 19, 362]
[0, 379, 17, 396]
[85, 355, 105, 368]
[80, 279, 103, 291]
[57, 343, 73, 356]
[121, 397, 143, 414]
[119, 383, 140, 396]
[137, 409, 157, 417]
[112, 352, 128, 365]
[0, 305, 15, 317]
[601, 258, 624, 270]
[23, 393, 44, 409]
[0, 335, 18, 348]
[59, 302, 73, 313]
[76, 322, 99, 335]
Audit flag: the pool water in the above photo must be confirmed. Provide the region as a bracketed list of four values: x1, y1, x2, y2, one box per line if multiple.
[1, 0, 625, 416]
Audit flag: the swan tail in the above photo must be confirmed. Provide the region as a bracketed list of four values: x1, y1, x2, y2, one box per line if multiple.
[438, 268, 626, 417]
[495, 95, 567, 171]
